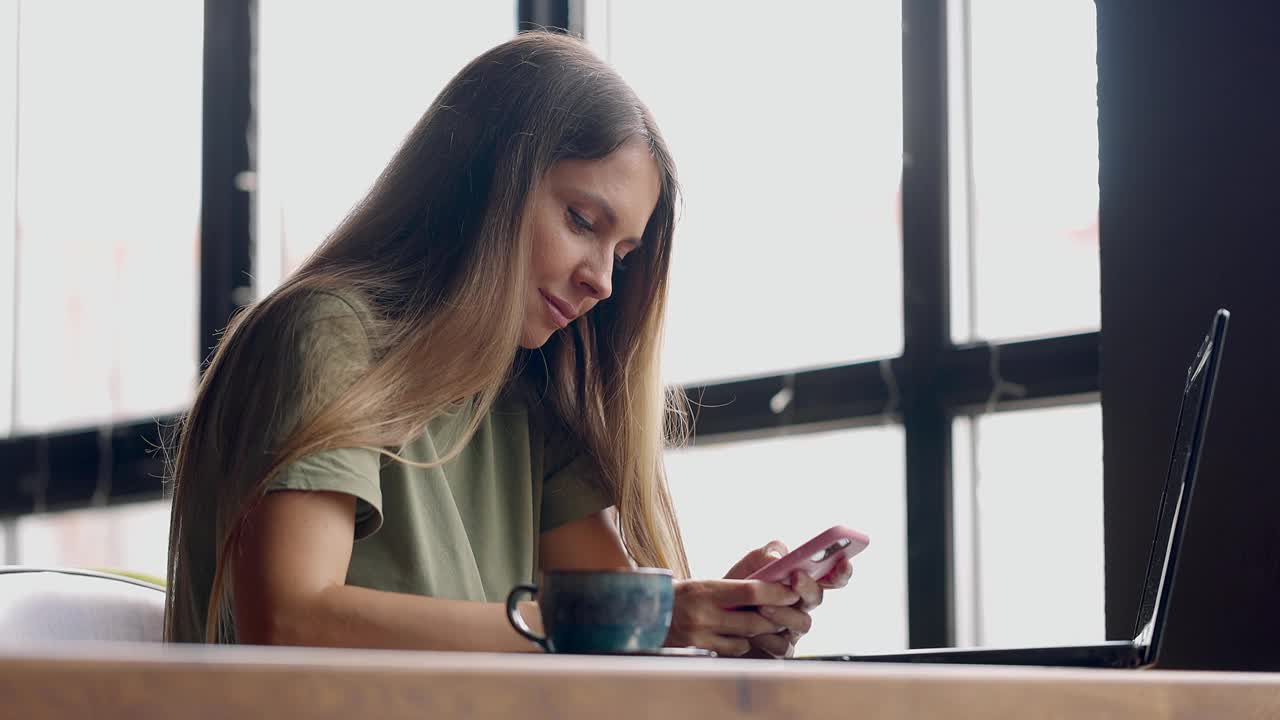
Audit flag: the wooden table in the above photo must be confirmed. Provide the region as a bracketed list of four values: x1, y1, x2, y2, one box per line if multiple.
[1, 643, 1277, 719]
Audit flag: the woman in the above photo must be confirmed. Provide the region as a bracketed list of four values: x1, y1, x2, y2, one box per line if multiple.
[164, 32, 850, 657]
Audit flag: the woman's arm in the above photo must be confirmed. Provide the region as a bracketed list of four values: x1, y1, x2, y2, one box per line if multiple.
[233, 493, 793, 654]
[233, 489, 541, 651]
[539, 508, 635, 570]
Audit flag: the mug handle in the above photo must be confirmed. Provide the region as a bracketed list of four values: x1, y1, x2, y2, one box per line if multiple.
[505, 584, 550, 652]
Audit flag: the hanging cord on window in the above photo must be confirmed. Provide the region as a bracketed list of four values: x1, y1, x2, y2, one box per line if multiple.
[879, 358, 901, 425]
[983, 342, 1027, 414]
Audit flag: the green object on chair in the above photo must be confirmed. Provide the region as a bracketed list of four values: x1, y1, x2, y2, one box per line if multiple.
[92, 568, 166, 588]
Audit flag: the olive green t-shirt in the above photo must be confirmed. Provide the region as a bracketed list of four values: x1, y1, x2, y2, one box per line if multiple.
[170, 291, 611, 642]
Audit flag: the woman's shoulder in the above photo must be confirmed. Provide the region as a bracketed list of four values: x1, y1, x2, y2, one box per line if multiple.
[255, 285, 377, 374]
[291, 287, 373, 333]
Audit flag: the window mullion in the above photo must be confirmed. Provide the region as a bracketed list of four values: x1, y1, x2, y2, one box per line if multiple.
[901, 0, 954, 649]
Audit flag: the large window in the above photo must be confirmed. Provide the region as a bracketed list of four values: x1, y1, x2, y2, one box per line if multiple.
[7, 0, 203, 435]
[254, 0, 516, 295]
[952, 403, 1104, 647]
[585, 0, 909, 654]
[587, 1, 904, 386]
[949, 0, 1099, 343]
[945, 0, 1102, 646]
[591, 0, 1100, 651]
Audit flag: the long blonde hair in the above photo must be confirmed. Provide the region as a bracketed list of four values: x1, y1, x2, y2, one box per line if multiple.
[164, 32, 690, 643]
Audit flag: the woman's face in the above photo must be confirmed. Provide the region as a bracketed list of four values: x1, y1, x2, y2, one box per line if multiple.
[520, 141, 661, 349]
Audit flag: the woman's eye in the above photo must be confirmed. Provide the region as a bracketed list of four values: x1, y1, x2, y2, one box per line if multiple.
[567, 207, 593, 233]
[613, 254, 630, 273]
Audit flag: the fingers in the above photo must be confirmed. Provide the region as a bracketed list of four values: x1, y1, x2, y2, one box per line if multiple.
[723, 540, 788, 580]
[758, 604, 812, 636]
[714, 608, 784, 638]
[676, 612, 777, 657]
[714, 579, 799, 609]
[706, 635, 753, 657]
[791, 571, 823, 611]
[819, 557, 854, 589]
[750, 632, 793, 658]
[668, 580, 793, 656]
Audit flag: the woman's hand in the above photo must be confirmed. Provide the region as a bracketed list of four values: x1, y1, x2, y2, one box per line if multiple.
[665, 578, 799, 657]
[723, 541, 854, 658]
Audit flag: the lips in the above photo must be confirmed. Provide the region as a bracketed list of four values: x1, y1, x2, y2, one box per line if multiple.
[540, 290, 577, 329]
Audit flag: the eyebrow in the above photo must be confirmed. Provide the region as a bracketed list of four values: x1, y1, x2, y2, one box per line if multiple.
[577, 190, 644, 248]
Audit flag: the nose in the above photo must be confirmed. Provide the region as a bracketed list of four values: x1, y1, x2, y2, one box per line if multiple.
[574, 254, 613, 302]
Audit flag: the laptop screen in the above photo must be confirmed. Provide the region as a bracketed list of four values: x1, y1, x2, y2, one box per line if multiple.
[1131, 310, 1228, 651]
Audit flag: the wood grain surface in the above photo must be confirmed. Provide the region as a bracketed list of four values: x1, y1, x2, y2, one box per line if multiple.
[0, 643, 1277, 720]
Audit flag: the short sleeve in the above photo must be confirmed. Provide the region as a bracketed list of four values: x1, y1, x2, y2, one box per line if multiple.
[260, 291, 385, 539]
[268, 447, 384, 539]
[539, 423, 614, 533]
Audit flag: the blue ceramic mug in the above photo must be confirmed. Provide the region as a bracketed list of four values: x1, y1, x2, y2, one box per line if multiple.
[505, 568, 674, 654]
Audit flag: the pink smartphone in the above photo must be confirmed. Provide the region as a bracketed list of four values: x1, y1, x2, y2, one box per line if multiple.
[746, 525, 870, 584]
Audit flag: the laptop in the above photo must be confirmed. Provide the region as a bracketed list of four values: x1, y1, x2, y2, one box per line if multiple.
[802, 308, 1230, 668]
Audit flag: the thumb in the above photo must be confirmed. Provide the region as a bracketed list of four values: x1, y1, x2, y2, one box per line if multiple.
[724, 540, 789, 579]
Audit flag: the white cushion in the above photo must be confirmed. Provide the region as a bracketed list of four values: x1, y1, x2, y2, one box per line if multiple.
[0, 568, 165, 643]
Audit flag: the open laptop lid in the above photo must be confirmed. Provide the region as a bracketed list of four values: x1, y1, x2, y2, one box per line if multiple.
[1131, 309, 1230, 666]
